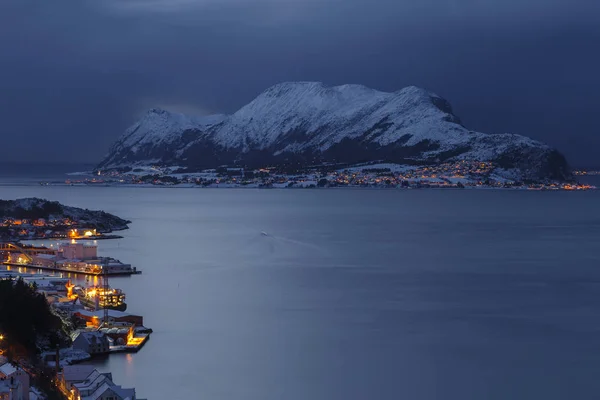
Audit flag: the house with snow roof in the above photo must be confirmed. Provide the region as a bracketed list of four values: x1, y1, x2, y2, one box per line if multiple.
[72, 331, 110, 355]
[58, 365, 144, 400]
[0, 358, 29, 400]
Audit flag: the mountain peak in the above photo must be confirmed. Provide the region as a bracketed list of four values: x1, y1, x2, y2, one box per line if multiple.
[262, 81, 386, 95]
[262, 81, 325, 94]
[145, 107, 175, 117]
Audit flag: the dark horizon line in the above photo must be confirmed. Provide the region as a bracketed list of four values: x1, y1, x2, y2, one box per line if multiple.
[0, 161, 598, 170]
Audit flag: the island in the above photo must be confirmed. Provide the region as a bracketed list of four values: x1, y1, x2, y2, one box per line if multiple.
[0, 198, 130, 241]
[95, 82, 574, 185]
[63, 81, 594, 190]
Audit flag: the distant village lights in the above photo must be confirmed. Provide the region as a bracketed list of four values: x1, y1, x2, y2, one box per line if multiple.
[86, 161, 595, 190]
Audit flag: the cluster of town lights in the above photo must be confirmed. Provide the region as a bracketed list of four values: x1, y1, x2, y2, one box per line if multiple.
[69, 229, 96, 238]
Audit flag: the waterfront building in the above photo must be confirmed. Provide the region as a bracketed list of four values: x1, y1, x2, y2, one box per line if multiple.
[61, 243, 98, 260]
[99, 325, 133, 347]
[75, 310, 144, 328]
[13, 241, 139, 275]
[72, 332, 110, 355]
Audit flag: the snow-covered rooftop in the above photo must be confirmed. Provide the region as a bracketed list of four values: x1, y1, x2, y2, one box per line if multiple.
[61, 365, 97, 383]
[0, 362, 17, 377]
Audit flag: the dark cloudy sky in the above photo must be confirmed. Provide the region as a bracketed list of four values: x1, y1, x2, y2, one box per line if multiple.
[1, 0, 599, 166]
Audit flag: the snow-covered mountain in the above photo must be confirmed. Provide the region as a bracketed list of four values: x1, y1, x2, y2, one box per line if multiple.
[97, 82, 571, 181]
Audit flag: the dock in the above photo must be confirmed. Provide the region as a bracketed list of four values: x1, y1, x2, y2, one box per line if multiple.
[108, 334, 150, 353]
[2, 262, 141, 276]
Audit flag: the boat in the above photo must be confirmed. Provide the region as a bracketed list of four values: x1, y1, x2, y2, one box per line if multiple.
[72, 285, 127, 312]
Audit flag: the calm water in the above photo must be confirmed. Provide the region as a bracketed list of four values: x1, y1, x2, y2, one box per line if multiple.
[0, 163, 94, 185]
[2, 184, 600, 399]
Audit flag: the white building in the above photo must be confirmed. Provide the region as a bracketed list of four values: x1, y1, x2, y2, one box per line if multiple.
[0, 360, 29, 400]
[72, 331, 110, 355]
[61, 243, 98, 260]
[0, 377, 23, 400]
[59, 365, 141, 400]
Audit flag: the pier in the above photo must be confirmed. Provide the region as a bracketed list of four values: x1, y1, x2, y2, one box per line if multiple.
[107, 334, 150, 353]
[2, 261, 141, 276]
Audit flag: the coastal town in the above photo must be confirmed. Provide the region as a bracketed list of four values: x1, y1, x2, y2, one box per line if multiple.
[0, 220, 121, 242]
[57, 161, 596, 190]
[0, 202, 148, 400]
[0, 198, 130, 242]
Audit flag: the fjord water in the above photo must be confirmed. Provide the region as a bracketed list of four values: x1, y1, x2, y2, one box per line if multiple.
[2, 184, 600, 400]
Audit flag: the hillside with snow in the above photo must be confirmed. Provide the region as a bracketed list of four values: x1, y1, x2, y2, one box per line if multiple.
[97, 82, 571, 181]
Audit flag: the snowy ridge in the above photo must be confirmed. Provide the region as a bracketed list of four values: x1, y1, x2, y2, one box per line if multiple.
[118, 108, 226, 150]
[103, 108, 226, 162]
[97, 82, 571, 181]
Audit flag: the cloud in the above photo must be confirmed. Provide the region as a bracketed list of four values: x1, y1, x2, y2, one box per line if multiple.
[95, 0, 600, 27]
[0, 0, 598, 165]
[105, 0, 207, 12]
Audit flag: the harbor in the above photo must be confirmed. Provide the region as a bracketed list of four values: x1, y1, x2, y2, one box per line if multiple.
[0, 268, 152, 356]
[0, 198, 152, 399]
[0, 235, 151, 362]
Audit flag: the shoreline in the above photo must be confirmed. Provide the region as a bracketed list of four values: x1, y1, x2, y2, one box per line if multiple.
[5, 235, 124, 242]
[21, 182, 600, 191]
[6, 161, 600, 191]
